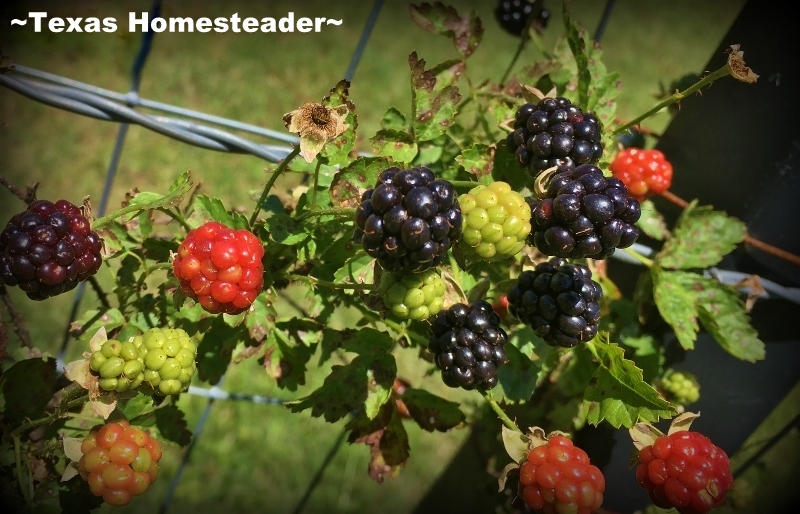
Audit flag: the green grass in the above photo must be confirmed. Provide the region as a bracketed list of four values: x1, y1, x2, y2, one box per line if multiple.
[0, 0, 745, 512]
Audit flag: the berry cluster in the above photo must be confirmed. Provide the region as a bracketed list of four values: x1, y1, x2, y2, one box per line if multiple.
[172, 221, 264, 314]
[495, 0, 550, 37]
[428, 301, 508, 390]
[78, 420, 162, 507]
[354, 167, 462, 273]
[635, 431, 732, 514]
[528, 164, 641, 259]
[508, 97, 604, 178]
[658, 370, 700, 406]
[378, 268, 446, 320]
[507, 258, 602, 347]
[519, 435, 606, 513]
[459, 181, 532, 261]
[610, 147, 673, 201]
[0, 200, 102, 300]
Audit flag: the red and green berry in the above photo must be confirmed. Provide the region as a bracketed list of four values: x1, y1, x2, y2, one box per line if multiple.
[0, 199, 103, 300]
[172, 221, 264, 314]
[610, 147, 673, 201]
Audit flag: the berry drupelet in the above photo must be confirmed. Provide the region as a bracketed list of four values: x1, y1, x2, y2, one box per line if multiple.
[428, 300, 508, 390]
[508, 97, 604, 179]
[354, 167, 462, 273]
[495, 0, 550, 37]
[528, 164, 641, 259]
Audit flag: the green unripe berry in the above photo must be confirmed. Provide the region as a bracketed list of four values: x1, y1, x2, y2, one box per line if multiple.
[123, 359, 143, 378]
[178, 368, 194, 385]
[159, 358, 182, 380]
[89, 352, 107, 372]
[175, 349, 196, 368]
[144, 329, 166, 349]
[181, 341, 197, 354]
[101, 340, 122, 358]
[145, 348, 167, 371]
[163, 338, 181, 357]
[380, 269, 446, 321]
[115, 377, 131, 393]
[143, 369, 161, 386]
[158, 379, 183, 396]
[119, 341, 139, 361]
[98, 377, 118, 391]
[99, 357, 125, 379]
[130, 373, 144, 389]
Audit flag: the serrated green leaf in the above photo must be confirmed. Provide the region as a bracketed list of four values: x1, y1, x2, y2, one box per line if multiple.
[320, 80, 357, 167]
[399, 387, 465, 431]
[245, 293, 276, 343]
[288, 352, 396, 422]
[151, 404, 191, 447]
[408, 3, 483, 58]
[488, 329, 541, 404]
[93, 171, 192, 229]
[583, 337, 675, 428]
[332, 251, 374, 286]
[117, 393, 153, 420]
[187, 195, 236, 228]
[265, 213, 310, 246]
[409, 52, 462, 142]
[652, 268, 699, 350]
[196, 319, 247, 385]
[637, 200, 670, 241]
[263, 328, 316, 391]
[0, 358, 57, 425]
[658, 200, 746, 269]
[330, 157, 391, 208]
[455, 144, 494, 180]
[381, 107, 407, 131]
[69, 308, 125, 340]
[346, 404, 409, 483]
[620, 334, 663, 383]
[370, 129, 418, 164]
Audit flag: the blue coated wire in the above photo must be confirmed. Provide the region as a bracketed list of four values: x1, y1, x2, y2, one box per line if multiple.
[344, 0, 384, 82]
[593, 0, 616, 43]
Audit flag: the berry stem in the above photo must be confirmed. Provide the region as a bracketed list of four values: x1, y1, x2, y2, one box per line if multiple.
[0, 173, 38, 204]
[13, 435, 32, 508]
[290, 274, 375, 291]
[660, 190, 800, 268]
[297, 207, 356, 221]
[450, 180, 482, 189]
[499, 15, 539, 86]
[250, 145, 301, 225]
[87, 276, 111, 309]
[0, 284, 33, 348]
[623, 247, 654, 268]
[311, 158, 323, 208]
[157, 207, 193, 232]
[482, 391, 520, 431]
[613, 64, 732, 135]
[10, 393, 90, 438]
[352, 303, 428, 346]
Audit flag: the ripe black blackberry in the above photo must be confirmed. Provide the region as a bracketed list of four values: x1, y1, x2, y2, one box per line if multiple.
[355, 167, 462, 273]
[528, 164, 641, 259]
[0, 200, 103, 300]
[507, 96, 604, 178]
[495, 0, 550, 37]
[507, 258, 602, 348]
[428, 300, 508, 390]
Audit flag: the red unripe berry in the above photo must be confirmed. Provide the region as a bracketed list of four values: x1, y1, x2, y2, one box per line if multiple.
[609, 148, 673, 201]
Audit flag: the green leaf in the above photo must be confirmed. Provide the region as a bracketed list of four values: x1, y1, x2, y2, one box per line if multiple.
[652, 268, 699, 350]
[287, 352, 397, 422]
[69, 308, 125, 340]
[583, 337, 675, 428]
[409, 52, 462, 142]
[380, 107, 407, 131]
[332, 251, 374, 286]
[408, 3, 483, 58]
[455, 144, 494, 181]
[487, 327, 541, 404]
[321, 80, 357, 167]
[0, 358, 57, 425]
[370, 129, 418, 164]
[186, 195, 250, 230]
[620, 334, 663, 384]
[118, 393, 153, 420]
[149, 404, 192, 447]
[346, 404, 409, 483]
[93, 171, 192, 229]
[637, 200, 670, 241]
[501, 426, 530, 464]
[196, 318, 247, 385]
[657, 200, 746, 269]
[330, 157, 391, 208]
[245, 293, 276, 343]
[262, 329, 316, 391]
[264, 213, 310, 246]
[562, 4, 591, 109]
[399, 387, 465, 431]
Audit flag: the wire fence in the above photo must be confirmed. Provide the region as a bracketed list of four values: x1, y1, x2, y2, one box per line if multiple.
[2, 0, 799, 511]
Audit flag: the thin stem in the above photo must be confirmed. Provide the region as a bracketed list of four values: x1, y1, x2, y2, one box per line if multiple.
[10, 394, 90, 438]
[87, 276, 111, 309]
[450, 180, 481, 189]
[623, 247, 654, 268]
[355, 305, 428, 346]
[297, 207, 356, 222]
[13, 436, 31, 507]
[290, 275, 375, 291]
[499, 16, 537, 86]
[250, 145, 301, 225]
[614, 64, 732, 135]
[0, 173, 37, 204]
[0, 285, 32, 348]
[311, 159, 323, 208]
[157, 207, 193, 232]
[482, 392, 520, 431]
[659, 190, 800, 268]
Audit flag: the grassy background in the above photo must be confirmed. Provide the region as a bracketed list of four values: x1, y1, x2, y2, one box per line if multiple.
[0, 1, 745, 512]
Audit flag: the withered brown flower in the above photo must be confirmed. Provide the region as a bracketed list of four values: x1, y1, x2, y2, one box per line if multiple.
[283, 102, 349, 163]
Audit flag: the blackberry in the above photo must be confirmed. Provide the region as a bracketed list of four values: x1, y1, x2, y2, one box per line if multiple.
[495, 0, 550, 37]
[0, 199, 103, 300]
[507, 97, 604, 178]
[459, 181, 532, 261]
[528, 164, 641, 259]
[428, 300, 508, 390]
[355, 167, 462, 273]
[378, 268, 446, 320]
[507, 258, 602, 348]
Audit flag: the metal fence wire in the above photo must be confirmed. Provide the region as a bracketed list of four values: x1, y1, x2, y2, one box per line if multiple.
[2, 0, 800, 511]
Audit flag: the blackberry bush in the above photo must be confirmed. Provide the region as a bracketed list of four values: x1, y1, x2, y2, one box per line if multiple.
[354, 166, 462, 273]
[508, 97, 604, 179]
[458, 181, 532, 261]
[378, 268, 446, 320]
[428, 301, 508, 390]
[495, 0, 550, 37]
[507, 257, 602, 347]
[0, 199, 103, 300]
[528, 164, 642, 259]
